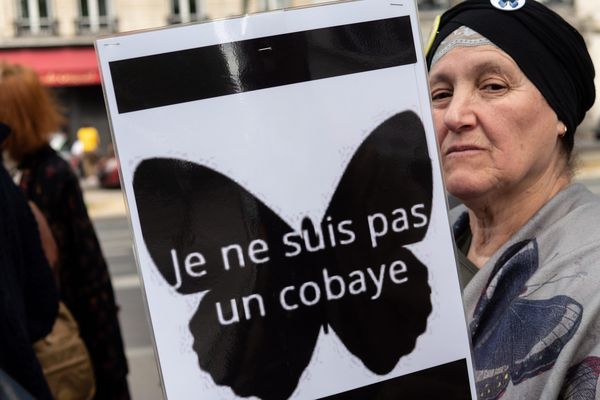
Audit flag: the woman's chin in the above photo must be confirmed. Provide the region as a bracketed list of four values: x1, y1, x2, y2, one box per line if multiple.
[445, 176, 492, 204]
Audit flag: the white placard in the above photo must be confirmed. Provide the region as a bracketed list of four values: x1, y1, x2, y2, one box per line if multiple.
[97, 1, 476, 399]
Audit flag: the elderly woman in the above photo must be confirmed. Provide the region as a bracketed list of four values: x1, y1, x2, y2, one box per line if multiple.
[426, 0, 600, 399]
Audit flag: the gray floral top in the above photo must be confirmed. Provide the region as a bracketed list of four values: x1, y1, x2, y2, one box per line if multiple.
[452, 183, 600, 400]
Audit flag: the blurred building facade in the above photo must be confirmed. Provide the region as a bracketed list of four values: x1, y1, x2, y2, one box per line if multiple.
[0, 0, 325, 149]
[0, 0, 596, 150]
[576, 0, 600, 137]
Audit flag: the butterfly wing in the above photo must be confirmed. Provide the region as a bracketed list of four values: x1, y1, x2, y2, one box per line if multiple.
[473, 296, 583, 400]
[560, 357, 600, 400]
[133, 158, 322, 399]
[470, 240, 583, 400]
[510, 296, 582, 384]
[323, 110, 433, 373]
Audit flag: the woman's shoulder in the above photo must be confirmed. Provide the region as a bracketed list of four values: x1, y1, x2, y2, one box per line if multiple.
[22, 147, 81, 201]
[551, 183, 600, 238]
[531, 184, 600, 284]
[30, 146, 77, 180]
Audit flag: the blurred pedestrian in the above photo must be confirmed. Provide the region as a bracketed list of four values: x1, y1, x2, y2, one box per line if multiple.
[0, 62, 131, 399]
[76, 123, 100, 179]
[70, 139, 85, 177]
[97, 142, 121, 189]
[0, 122, 59, 400]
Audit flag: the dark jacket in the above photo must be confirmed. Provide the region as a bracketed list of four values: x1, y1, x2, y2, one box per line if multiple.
[0, 125, 59, 400]
[18, 145, 130, 399]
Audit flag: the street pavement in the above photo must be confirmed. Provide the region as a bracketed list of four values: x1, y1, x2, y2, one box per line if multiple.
[83, 143, 600, 400]
[84, 192, 163, 400]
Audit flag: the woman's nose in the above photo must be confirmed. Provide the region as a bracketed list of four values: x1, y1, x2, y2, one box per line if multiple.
[443, 90, 476, 133]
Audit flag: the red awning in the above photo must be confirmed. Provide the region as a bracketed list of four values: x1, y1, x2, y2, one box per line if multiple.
[0, 47, 100, 87]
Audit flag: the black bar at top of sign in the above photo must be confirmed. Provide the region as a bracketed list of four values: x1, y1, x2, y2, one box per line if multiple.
[109, 15, 416, 114]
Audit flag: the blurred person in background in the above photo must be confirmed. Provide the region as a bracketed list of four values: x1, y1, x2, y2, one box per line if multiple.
[76, 123, 101, 180]
[0, 122, 58, 400]
[97, 142, 121, 189]
[0, 62, 130, 400]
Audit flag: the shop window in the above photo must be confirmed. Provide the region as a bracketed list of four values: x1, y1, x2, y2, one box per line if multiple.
[15, 0, 57, 36]
[77, 0, 116, 34]
[168, 0, 206, 24]
[257, 0, 291, 11]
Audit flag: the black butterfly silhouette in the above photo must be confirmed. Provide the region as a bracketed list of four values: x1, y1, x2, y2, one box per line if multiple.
[132, 110, 433, 400]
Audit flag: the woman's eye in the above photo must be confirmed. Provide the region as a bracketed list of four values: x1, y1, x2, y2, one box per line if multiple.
[481, 82, 507, 92]
[431, 90, 452, 101]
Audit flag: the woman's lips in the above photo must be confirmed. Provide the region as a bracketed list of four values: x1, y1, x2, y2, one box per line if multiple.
[445, 145, 483, 156]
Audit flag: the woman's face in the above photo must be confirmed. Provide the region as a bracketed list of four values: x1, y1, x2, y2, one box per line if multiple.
[429, 45, 564, 203]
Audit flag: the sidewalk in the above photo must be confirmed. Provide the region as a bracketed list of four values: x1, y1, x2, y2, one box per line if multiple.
[84, 187, 127, 219]
[83, 186, 162, 400]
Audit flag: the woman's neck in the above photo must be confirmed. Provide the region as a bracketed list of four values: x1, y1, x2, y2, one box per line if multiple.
[465, 171, 571, 268]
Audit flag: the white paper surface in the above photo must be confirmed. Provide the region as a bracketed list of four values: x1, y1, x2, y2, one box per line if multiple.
[96, 1, 477, 399]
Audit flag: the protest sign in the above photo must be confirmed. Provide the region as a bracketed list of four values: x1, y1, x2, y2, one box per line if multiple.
[96, 1, 476, 398]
